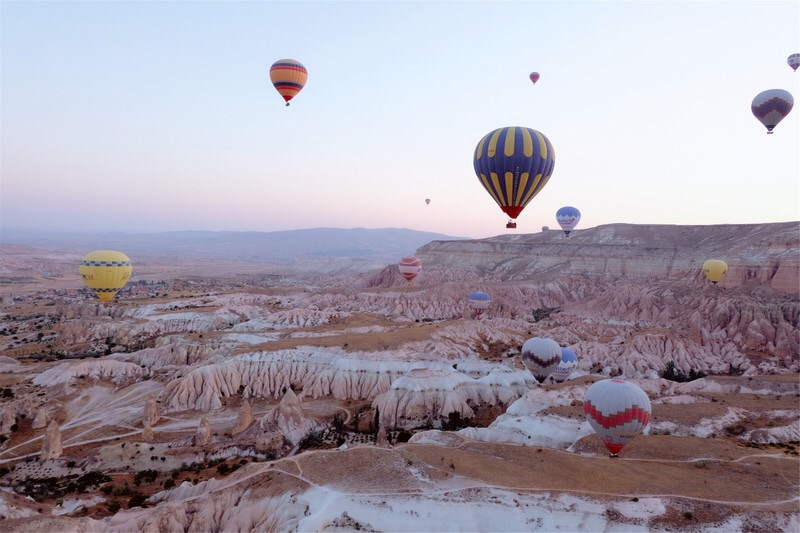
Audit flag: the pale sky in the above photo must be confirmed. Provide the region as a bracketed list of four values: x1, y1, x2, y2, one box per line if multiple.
[1, 0, 798, 239]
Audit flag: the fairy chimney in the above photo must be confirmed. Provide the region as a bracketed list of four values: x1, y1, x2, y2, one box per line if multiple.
[41, 420, 62, 460]
[232, 399, 253, 435]
[32, 408, 49, 429]
[194, 416, 211, 446]
[143, 397, 159, 428]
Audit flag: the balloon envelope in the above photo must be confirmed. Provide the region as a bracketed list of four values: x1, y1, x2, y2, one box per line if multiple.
[398, 256, 421, 282]
[269, 59, 307, 106]
[473, 126, 555, 222]
[529, 72, 540, 84]
[521, 337, 562, 383]
[556, 206, 581, 235]
[551, 347, 578, 383]
[788, 53, 800, 72]
[79, 250, 133, 303]
[583, 379, 651, 456]
[425, 198, 431, 205]
[702, 259, 728, 284]
[468, 291, 491, 317]
[751, 89, 794, 133]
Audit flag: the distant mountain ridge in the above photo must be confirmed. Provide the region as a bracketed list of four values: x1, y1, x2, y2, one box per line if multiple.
[0, 227, 467, 263]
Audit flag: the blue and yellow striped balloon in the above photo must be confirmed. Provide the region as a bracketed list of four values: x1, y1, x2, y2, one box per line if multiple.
[269, 59, 307, 106]
[473, 126, 555, 221]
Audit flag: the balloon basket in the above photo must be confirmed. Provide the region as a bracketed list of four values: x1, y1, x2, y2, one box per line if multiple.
[506, 221, 517, 229]
[609, 454, 619, 459]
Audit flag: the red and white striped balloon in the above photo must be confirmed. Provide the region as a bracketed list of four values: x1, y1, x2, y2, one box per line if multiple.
[583, 379, 651, 456]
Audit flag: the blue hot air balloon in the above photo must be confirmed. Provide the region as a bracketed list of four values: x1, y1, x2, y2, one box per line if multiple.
[556, 206, 581, 236]
[550, 347, 578, 383]
[473, 127, 555, 229]
[468, 291, 492, 318]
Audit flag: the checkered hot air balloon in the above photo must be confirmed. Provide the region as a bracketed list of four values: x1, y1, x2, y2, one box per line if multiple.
[269, 59, 307, 106]
[79, 250, 133, 303]
[751, 89, 793, 134]
[398, 256, 421, 283]
[788, 53, 800, 72]
[583, 379, 651, 457]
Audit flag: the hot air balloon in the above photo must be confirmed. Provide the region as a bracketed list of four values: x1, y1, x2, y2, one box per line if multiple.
[425, 198, 431, 205]
[702, 259, 728, 284]
[398, 256, 421, 283]
[269, 59, 307, 106]
[529, 72, 540, 85]
[473, 126, 555, 229]
[468, 291, 491, 318]
[788, 53, 800, 72]
[521, 337, 562, 383]
[541, 226, 550, 231]
[550, 347, 578, 383]
[583, 378, 651, 457]
[555, 206, 581, 236]
[79, 250, 133, 303]
[751, 89, 794, 134]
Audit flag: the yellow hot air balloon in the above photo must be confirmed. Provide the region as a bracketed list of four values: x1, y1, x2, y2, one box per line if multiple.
[702, 259, 727, 284]
[79, 250, 133, 303]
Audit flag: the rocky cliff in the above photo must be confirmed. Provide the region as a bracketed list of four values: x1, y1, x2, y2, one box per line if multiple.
[409, 222, 799, 294]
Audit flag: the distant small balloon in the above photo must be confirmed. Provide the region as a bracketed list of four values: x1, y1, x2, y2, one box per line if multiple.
[788, 53, 800, 72]
[269, 59, 307, 106]
[425, 198, 431, 205]
[398, 256, 421, 283]
[542, 226, 550, 232]
[529, 72, 540, 85]
[751, 89, 794, 134]
[702, 259, 728, 284]
[556, 206, 581, 236]
[79, 250, 133, 303]
[468, 291, 491, 318]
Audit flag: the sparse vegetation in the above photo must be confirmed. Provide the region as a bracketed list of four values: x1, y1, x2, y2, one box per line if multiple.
[661, 361, 706, 383]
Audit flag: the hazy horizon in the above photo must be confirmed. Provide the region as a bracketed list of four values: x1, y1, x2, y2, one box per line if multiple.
[2, 1, 798, 239]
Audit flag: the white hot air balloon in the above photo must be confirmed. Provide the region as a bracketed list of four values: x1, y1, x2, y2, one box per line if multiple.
[583, 378, 652, 457]
[521, 337, 562, 383]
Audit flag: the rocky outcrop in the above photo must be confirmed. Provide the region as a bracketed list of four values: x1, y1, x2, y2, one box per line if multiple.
[232, 399, 253, 435]
[373, 366, 536, 430]
[143, 397, 160, 428]
[32, 360, 147, 386]
[32, 407, 49, 429]
[194, 416, 211, 447]
[412, 222, 799, 295]
[259, 389, 319, 446]
[41, 420, 62, 460]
